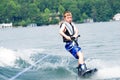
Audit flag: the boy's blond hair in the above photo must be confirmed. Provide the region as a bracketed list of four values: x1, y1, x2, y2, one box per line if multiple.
[63, 11, 72, 18]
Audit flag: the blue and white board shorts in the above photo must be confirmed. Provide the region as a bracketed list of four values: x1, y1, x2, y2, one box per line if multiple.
[65, 41, 81, 59]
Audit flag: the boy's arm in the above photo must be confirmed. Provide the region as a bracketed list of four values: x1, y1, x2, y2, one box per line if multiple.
[59, 25, 71, 40]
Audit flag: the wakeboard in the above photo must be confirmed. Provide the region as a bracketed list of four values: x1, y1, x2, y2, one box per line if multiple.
[78, 68, 98, 78]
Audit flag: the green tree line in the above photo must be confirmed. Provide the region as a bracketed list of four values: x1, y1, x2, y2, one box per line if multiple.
[0, 0, 120, 26]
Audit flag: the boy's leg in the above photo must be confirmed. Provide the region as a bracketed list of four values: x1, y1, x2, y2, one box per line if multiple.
[77, 51, 87, 76]
[77, 51, 84, 64]
[65, 42, 87, 72]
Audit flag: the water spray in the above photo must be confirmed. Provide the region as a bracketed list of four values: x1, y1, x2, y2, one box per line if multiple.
[8, 55, 49, 80]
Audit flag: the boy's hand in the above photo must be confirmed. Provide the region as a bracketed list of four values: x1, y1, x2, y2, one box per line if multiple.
[66, 36, 71, 40]
[70, 36, 75, 40]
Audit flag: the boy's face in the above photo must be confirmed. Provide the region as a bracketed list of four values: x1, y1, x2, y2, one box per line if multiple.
[64, 13, 72, 23]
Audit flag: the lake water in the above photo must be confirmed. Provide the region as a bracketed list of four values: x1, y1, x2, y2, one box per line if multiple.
[0, 21, 120, 80]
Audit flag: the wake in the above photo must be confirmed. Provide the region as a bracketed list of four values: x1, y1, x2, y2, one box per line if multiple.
[8, 55, 49, 80]
[0, 47, 120, 80]
[85, 58, 120, 79]
[96, 66, 120, 79]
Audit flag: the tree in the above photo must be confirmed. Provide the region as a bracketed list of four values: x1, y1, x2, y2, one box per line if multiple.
[0, 0, 7, 23]
[93, 0, 112, 21]
[0, 0, 120, 26]
[58, 5, 65, 19]
[27, 3, 40, 23]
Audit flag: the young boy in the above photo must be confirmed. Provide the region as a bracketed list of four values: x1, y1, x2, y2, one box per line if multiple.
[59, 11, 87, 75]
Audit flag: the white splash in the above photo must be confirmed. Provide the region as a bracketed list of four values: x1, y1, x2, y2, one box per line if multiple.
[96, 66, 120, 79]
[0, 47, 45, 67]
[8, 55, 49, 80]
[85, 58, 120, 79]
[0, 47, 18, 67]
